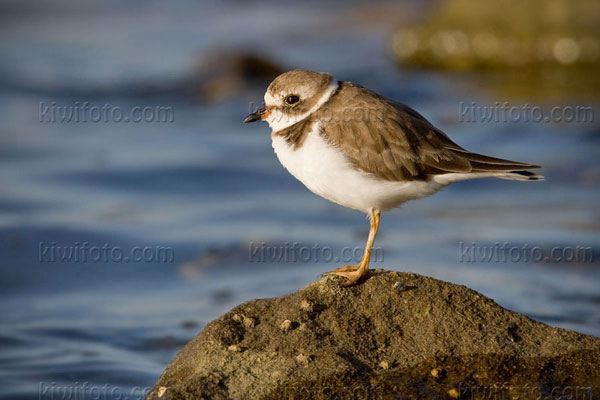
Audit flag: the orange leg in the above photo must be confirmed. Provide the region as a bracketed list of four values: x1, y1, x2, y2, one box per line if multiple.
[324, 209, 381, 285]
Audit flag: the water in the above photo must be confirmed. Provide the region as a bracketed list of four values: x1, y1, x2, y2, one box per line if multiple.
[1, 1, 599, 399]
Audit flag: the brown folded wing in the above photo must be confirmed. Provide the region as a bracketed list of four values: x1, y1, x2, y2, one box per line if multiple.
[319, 83, 540, 182]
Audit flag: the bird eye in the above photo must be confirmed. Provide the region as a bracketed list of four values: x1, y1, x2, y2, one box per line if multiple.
[284, 95, 300, 105]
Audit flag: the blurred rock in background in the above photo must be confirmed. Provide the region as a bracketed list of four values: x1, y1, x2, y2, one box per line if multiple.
[391, 0, 600, 99]
[193, 51, 285, 103]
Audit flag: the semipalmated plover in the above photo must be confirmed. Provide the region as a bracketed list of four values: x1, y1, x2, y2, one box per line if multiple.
[245, 70, 542, 285]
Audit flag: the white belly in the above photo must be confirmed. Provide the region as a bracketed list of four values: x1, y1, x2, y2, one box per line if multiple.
[271, 123, 444, 213]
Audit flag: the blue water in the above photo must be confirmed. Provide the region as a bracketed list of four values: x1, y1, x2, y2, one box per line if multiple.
[1, 1, 599, 399]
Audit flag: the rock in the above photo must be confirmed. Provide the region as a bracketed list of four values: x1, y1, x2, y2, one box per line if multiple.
[300, 299, 314, 312]
[227, 344, 242, 353]
[193, 51, 285, 102]
[145, 270, 600, 400]
[391, 0, 600, 100]
[392, 0, 600, 70]
[295, 353, 313, 365]
[242, 316, 256, 329]
[279, 319, 297, 333]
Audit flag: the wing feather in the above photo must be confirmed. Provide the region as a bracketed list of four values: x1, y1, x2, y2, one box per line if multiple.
[318, 83, 539, 181]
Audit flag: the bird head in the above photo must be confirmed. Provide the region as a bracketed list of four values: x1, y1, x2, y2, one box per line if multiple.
[244, 70, 336, 131]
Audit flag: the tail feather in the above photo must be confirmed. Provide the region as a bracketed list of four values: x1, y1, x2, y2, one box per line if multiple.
[461, 151, 540, 170]
[462, 150, 543, 180]
[434, 150, 544, 183]
[469, 160, 539, 172]
[494, 170, 545, 181]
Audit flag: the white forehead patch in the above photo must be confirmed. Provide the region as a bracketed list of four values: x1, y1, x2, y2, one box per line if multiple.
[263, 90, 278, 108]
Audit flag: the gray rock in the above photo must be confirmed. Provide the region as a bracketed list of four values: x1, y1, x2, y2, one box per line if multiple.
[146, 270, 600, 399]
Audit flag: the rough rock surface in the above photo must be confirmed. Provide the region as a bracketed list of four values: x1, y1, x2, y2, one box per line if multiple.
[146, 270, 600, 399]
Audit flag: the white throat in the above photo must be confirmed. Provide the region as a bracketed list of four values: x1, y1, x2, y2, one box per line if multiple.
[265, 80, 338, 132]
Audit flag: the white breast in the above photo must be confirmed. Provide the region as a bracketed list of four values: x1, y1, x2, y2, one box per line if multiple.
[271, 122, 443, 213]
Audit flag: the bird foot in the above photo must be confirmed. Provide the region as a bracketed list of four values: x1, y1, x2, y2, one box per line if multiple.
[323, 265, 367, 286]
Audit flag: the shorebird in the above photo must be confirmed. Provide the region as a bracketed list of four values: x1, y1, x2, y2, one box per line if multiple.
[244, 70, 542, 285]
